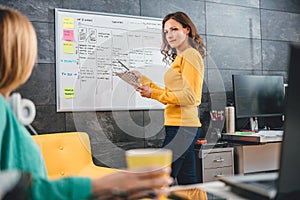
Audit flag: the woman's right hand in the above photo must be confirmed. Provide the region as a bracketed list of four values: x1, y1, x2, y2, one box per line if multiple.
[91, 167, 172, 199]
[136, 85, 152, 98]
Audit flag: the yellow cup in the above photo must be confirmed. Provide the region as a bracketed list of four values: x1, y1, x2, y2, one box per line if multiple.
[126, 148, 172, 199]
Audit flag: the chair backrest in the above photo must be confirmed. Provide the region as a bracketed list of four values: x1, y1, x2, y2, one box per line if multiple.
[32, 132, 94, 179]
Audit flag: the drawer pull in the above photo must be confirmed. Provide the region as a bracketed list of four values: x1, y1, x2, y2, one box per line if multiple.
[213, 158, 224, 162]
[214, 174, 224, 177]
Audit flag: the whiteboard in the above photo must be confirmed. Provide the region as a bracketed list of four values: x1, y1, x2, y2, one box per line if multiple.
[55, 8, 167, 111]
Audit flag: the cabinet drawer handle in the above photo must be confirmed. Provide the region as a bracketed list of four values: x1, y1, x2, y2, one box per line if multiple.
[213, 158, 224, 162]
[214, 174, 224, 177]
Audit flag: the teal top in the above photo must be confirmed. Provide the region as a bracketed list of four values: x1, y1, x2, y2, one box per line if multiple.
[0, 94, 92, 200]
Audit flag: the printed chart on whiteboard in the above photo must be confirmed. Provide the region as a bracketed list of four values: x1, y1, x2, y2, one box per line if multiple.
[55, 8, 167, 111]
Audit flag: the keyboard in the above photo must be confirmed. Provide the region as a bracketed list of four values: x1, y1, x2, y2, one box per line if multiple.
[248, 180, 276, 190]
[256, 130, 284, 137]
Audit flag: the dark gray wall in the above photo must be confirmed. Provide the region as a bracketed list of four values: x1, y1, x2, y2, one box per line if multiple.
[1, 0, 299, 168]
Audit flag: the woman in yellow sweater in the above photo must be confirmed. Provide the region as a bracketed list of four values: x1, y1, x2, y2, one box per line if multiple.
[132, 12, 205, 185]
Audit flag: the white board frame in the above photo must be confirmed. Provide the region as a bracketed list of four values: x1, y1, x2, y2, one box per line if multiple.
[55, 8, 166, 111]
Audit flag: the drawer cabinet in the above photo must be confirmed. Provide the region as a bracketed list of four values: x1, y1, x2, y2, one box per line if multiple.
[195, 147, 234, 182]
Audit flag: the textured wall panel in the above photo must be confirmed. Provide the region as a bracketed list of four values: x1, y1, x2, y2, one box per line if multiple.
[262, 40, 290, 71]
[0, 0, 61, 22]
[206, 0, 259, 8]
[207, 3, 261, 38]
[17, 64, 56, 106]
[207, 36, 262, 70]
[261, 10, 300, 42]
[141, 0, 206, 35]
[32, 105, 66, 133]
[261, 0, 300, 14]
[62, 0, 140, 16]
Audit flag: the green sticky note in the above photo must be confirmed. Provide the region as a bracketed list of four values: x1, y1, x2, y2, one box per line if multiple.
[64, 87, 75, 99]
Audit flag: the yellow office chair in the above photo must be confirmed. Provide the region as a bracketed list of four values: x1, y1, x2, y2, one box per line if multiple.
[32, 132, 116, 180]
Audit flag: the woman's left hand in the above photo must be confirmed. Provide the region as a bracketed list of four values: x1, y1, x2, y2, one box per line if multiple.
[136, 85, 152, 98]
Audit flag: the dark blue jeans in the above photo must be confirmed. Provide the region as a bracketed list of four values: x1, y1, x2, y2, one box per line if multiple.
[163, 126, 201, 185]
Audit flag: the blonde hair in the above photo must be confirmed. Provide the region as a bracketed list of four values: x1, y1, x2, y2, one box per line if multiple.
[0, 6, 37, 93]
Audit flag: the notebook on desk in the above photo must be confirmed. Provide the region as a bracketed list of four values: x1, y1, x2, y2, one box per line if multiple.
[222, 131, 283, 143]
[218, 44, 300, 200]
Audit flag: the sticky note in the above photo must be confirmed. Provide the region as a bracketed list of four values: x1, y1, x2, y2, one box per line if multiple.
[63, 17, 74, 29]
[63, 29, 74, 41]
[63, 42, 74, 54]
[64, 88, 75, 99]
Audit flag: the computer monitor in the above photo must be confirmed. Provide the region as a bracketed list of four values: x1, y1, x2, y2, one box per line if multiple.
[232, 74, 285, 131]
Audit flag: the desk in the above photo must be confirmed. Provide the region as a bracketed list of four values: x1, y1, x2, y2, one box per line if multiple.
[234, 142, 281, 174]
[170, 181, 246, 200]
[221, 134, 282, 174]
[197, 181, 246, 200]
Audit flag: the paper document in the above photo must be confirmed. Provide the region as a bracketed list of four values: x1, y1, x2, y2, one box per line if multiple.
[116, 61, 141, 87]
[256, 130, 284, 137]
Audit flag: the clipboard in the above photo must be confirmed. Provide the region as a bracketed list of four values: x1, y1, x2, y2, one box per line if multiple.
[116, 61, 141, 87]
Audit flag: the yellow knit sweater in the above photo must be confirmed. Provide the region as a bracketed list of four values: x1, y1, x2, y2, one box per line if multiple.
[140, 48, 204, 127]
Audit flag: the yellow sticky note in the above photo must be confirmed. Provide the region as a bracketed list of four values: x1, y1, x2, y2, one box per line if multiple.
[63, 17, 74, 29]
[64, 88, 75, 99]
[63, 42, 74, 54]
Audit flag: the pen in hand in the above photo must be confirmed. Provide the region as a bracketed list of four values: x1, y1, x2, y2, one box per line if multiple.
[118, 60, 130, 71]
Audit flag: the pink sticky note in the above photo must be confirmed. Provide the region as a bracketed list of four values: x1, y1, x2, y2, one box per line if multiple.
[63, 30, 74, 41]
